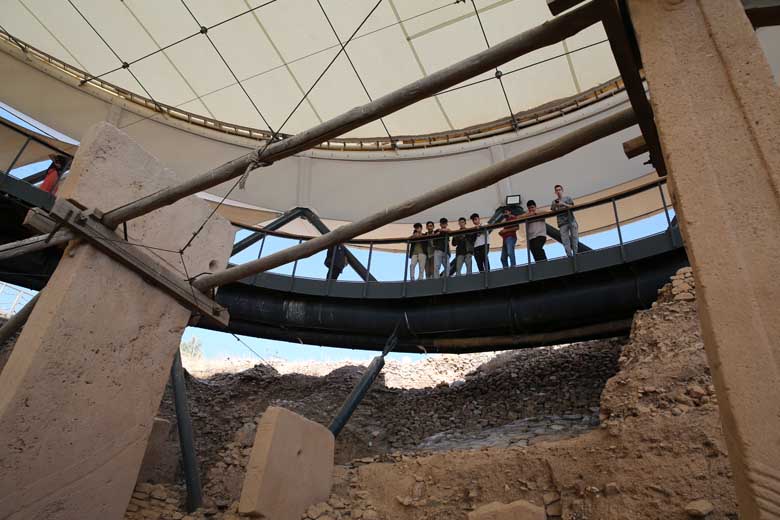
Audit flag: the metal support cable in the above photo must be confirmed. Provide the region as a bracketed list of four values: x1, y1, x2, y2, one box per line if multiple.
[178, 0, 276, 134]
[469, 0, 518, 128]
[315, 0, 394, 144]
[66, 0, 161, 110]
[106, 1, 457, 135]
[438, 38, 608, 95]
[177, 0, 384, 255]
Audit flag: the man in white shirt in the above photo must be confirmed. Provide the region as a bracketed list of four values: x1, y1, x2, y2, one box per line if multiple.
[525, 200, 547, 262]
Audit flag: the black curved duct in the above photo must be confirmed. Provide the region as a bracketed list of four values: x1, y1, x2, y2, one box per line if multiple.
[213, 245, 688, 354]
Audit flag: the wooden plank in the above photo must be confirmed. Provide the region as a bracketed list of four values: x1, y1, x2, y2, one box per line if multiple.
[0, 229, 73, 261]
[601, 0, 667, 176]
[622, 134, 648, 158]
[547, 0, 588, 16]
[30, 201, 229, 327]
[193, 107, 637, 290]
[743, 0, 780, 27]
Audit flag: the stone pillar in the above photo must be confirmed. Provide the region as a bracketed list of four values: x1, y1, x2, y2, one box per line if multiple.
[627, 1, 780, 518]
[0, 123, 233, 519]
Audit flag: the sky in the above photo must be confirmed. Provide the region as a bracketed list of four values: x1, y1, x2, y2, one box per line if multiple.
[2, 105, 674, 363]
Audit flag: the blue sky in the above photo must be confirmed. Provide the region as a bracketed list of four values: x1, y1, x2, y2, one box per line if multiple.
[2, 105, 673, 363]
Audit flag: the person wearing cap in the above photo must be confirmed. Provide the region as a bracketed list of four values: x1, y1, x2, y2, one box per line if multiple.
[40, 155, 68, 194]
[525, 200, 547, 262]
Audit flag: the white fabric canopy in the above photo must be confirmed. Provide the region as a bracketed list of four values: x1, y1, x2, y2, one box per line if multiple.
[1, 0, 618, 138]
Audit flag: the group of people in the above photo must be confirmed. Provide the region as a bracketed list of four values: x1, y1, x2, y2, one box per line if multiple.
[408, 184, 579, 280]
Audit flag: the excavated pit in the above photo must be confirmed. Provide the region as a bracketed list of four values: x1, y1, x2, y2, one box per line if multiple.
[0, 267, 738, 520]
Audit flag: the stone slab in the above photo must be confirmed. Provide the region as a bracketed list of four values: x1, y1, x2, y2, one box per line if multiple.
[137, 417, 180, 484]
[628, 1, 780, 518]
[0, 122, 234, 519]
[467, 500, 545, 520]
[239, 406, 335, 520]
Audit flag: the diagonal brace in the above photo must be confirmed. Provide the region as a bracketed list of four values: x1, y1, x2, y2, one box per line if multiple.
[25, 200, 229, 327]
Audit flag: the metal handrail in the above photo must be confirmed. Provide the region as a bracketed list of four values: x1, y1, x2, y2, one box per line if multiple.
[234, 177, 669, 245]
[235, 178, 676, 284]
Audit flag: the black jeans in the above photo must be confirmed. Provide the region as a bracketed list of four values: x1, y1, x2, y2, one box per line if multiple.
[474, 245, 490, 272]
[529, 236, 547, 262]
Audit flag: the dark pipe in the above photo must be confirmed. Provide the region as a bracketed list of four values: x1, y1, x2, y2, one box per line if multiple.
[170, 351, 202, 513]
[328, 355, 385, 436]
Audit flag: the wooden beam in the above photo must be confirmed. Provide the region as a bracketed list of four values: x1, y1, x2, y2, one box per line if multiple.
[601, 0, 667, 176]
[622, 134, 648, 158]
[27, 201, 229, 327]
[547, 0, 588, 16]
[193, 107, 637, 291]
[0, 229, 73, 261]
[743, 0, 780, 27]
[99, 1, 601, 228]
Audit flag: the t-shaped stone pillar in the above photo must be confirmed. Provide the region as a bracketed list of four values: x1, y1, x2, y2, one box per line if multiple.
[627, 0, 780, 518]
[0, 123, 233, 519]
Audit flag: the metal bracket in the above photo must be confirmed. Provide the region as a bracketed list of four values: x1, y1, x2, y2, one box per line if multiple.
[26, 200, 229, 327]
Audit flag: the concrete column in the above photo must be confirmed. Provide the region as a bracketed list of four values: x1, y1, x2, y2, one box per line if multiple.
[628, 1, 780, 518]
[0, 123, 234, 519]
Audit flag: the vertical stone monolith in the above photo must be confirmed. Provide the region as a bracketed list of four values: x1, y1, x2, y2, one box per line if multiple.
[628, 0, 780, 518]
[0, 122, 233, 519]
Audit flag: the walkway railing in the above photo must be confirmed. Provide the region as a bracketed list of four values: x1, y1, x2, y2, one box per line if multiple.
[230, 177, 677, 288]
[0, 282, 36, 318]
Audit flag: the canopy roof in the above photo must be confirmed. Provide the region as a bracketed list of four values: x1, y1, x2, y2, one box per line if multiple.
[1, 0, 618, 139]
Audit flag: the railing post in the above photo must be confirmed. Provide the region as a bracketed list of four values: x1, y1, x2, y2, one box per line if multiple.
[568, 208, 578, 272]
[363, 242, 374, 298]
[658, 181, 675, 246]
[612, 198, 625, 261]
[526, 222, 533, 281]
[483, 228, 489, 289]
[4, 137, 31, 176]
[402, 241, 410, 297]
[289, 239, 302, 291]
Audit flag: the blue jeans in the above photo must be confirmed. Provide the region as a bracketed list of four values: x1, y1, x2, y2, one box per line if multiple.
[501, 236, 517, 268]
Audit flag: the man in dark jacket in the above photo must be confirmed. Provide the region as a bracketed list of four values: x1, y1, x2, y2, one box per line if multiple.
[451, 217, 474, 275]
[325, 245, 348, 280]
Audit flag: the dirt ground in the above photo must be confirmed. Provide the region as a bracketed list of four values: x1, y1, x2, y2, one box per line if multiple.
[0, 267, 739, 519]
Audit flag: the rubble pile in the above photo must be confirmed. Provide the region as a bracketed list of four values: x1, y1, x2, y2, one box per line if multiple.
[155, 337, 621, 506]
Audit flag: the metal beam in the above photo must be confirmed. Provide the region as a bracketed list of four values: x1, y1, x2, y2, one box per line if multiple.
[299, 209, 376, 282]
[170, 350, 203, 513]
[231, 208, 305, 256]
[601, 0, 667, 176]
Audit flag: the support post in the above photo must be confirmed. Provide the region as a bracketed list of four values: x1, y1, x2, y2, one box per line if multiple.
[0, 123, 233, 520]
[628, 1, 780, 518]
[170, 351, 202, 513]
